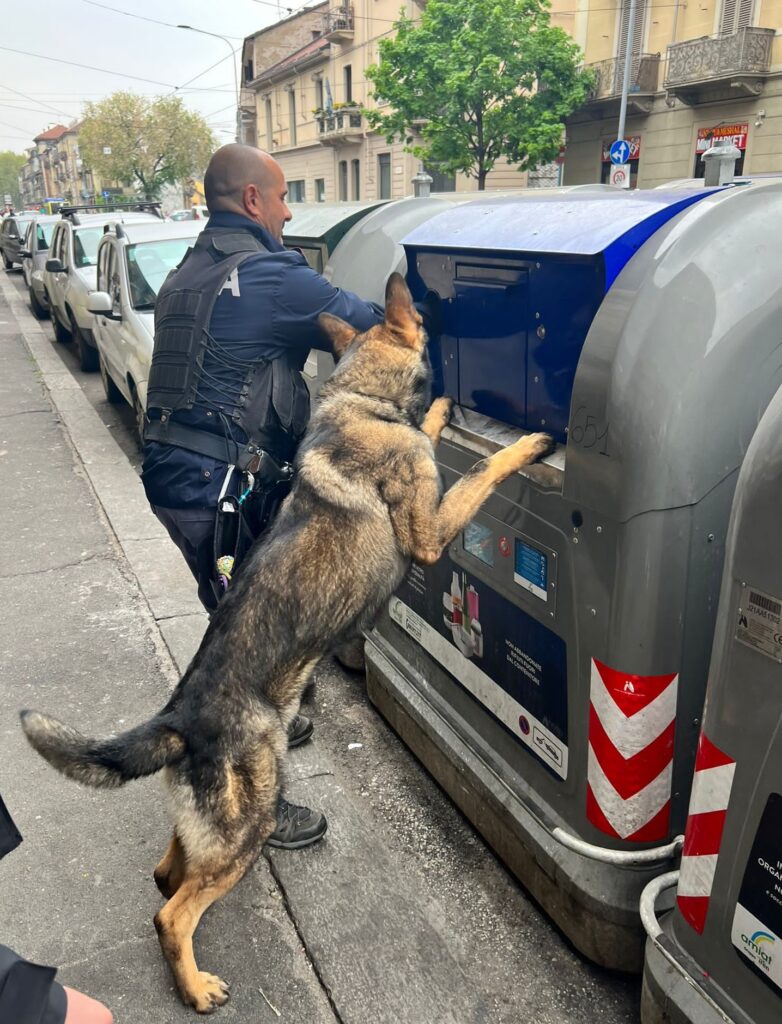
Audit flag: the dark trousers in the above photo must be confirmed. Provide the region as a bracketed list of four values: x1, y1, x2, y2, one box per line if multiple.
[151, 506, 221, 613]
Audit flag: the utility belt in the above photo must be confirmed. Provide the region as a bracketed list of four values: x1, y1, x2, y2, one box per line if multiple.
[145, 417, 294, 599]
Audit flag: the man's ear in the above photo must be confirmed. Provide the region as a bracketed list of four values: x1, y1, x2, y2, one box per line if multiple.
[319, 313, 359, 359]
[384, 272, 423, 349]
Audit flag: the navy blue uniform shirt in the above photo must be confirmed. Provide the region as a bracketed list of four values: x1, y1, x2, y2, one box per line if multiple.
[141, 211, 384, 509]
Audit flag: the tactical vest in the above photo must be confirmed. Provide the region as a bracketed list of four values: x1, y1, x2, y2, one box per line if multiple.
[145, 226, 310, 469]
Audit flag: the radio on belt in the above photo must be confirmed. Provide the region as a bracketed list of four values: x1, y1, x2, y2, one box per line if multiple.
[363, 182, 782, 971]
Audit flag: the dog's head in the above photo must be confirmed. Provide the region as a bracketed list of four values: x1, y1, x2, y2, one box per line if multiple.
[319, 273, 432, 425]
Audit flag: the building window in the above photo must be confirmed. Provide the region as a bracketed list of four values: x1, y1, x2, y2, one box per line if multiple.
[424, 164, 456, 192]
[265, 98, 273, 150]
[720, 0, 754, 33]
[615, 0, 647, 81]
[315, 77, 324, 112]
[344, 64, 353, 103]
[378, 153, 391, 199]
[288, 179, 306, 202]
[339, 161, 348, 201]
[288, 87, 297, 146]
[351, 159, 360, 200]
[315, 178, 326, 202]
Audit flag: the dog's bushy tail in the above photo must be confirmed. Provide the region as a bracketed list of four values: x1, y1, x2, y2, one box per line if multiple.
[19, 710, 186, 789]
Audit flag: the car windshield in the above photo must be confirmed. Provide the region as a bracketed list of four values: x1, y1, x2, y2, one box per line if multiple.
[126, 237, 194, 309]
[73, 227, 103, 268]
[37, 222, 55, 249]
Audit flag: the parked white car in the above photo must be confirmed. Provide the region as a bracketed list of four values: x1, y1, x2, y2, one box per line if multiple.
[170, 205, 209, 222]
[88, 219, 204, 442]
[45, 208, 162, 371]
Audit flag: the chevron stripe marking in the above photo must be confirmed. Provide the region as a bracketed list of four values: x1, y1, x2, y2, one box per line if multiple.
[682, 809, 727, 858]
[587, 747, 673, 839]
[677, 895, 710, 935]
[589, 706, 675, 800]
[695, 731, 736, 771]
[589, 663, 679, 759]
[687, 763, 736, 817]
[678, 853, 720, 897]
[592, 659, 679, 717]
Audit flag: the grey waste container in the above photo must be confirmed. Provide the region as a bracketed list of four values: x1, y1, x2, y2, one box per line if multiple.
[641, 381, 782, 1024]
[283, 201, 385, 273]
[364, 182, 782, 971]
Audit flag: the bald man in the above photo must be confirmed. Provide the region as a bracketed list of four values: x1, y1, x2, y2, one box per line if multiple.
[141, 145, 384, 849]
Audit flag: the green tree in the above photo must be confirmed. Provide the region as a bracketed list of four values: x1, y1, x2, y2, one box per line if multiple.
[366, 0, 593, 189]
[79, 92, 216, 200]
[0, 151, 25, 209]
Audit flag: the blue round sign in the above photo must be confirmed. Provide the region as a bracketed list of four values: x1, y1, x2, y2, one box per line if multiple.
[609, 139, 631, 165]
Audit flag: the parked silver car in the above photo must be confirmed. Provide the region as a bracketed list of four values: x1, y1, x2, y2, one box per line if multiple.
[45, 208, 161, 371]
[20, 215, 60, 318]
[89, 219, 204, 442]
[1, 212, 37, 269]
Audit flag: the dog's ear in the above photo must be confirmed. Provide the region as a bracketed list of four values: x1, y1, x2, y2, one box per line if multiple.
[319, 313, 358, 359]
[384, 272, 423, 349]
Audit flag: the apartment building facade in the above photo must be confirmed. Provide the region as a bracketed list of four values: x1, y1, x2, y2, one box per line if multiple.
[559, 0, 782, 187]
[19, 123, 108, 209]
[239, 1, 542, 204]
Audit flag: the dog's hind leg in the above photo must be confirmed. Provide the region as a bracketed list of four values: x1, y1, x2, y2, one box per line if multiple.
[154, 832, 186, 900]
[154, 860, 247, 1013]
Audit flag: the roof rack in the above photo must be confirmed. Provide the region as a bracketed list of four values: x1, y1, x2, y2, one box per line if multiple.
[60, 201, 164, 225]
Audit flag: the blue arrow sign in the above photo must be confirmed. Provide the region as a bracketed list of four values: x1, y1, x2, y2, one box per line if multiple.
[609, 139, 631, 165]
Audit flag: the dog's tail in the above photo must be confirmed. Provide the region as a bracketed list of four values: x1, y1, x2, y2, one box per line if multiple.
[19, 709, 186, 789]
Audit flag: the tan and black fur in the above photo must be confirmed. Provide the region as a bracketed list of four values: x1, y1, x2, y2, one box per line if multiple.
[20, 273, 552, 1013]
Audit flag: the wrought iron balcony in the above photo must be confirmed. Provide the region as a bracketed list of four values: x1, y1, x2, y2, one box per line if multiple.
[317, 106, 364, 145]
[665, 26, 774, 104]
[584, 53, 660, 113]
[322, 5, 354, 41]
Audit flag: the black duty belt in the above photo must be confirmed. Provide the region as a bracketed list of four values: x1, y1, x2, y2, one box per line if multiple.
[145, 418, 281, 472]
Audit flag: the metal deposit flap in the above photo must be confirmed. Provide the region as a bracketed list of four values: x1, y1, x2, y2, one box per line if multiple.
[403, 189, 716, 442]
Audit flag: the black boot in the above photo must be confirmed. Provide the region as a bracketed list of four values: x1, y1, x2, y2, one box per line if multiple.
[266, 798, 328, 849]
[287, 713, 313, 748]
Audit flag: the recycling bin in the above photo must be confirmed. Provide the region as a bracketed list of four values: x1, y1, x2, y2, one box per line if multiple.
[364, 182, 782, 971]
[641, 381, 782, 1024]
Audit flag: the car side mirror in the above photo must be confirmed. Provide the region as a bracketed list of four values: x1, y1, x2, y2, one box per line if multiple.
[88, 290, 121, 320]
[45, 258, 66, 273]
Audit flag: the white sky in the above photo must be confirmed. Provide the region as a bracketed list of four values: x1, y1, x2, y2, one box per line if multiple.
[1, 0, 310, 153]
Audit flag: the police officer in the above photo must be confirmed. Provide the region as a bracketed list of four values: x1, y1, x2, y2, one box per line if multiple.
[141, 145, 384, 849]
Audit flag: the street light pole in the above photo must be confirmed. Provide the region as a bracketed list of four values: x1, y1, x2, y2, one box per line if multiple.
[616, 0, 637, 148]
[177, 25, 240, 143]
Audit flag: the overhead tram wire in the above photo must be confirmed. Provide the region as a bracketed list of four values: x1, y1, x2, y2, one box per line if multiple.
[81, 1, 245, 39]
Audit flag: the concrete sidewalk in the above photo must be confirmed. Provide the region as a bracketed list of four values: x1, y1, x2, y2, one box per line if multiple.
[0, 270, 640, 1024]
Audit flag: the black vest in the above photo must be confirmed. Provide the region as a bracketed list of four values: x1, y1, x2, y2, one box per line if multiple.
[145, 226, 310, 467]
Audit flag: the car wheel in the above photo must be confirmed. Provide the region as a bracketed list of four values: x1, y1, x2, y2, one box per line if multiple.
[99, 353, 123, 404]
[52, 310, 70, 344]
[132, 388, 146, 449]
[29, 287, 49, 320]
[70, 315, 99, 372]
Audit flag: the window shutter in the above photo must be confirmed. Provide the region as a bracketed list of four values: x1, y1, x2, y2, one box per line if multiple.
[616, 0, 647, 87]
[720, 0, 753, 32]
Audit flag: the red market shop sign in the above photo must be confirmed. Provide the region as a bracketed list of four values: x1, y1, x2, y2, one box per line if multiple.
[602, 136, 641, 162]
[696, 123, 748, 154]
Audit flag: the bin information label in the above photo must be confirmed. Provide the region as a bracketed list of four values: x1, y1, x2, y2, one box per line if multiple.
[389, 555, 568, 779]
[736, 587, 782, 662]
[514, 539, 548, 601]
[732, 792, 782, 994]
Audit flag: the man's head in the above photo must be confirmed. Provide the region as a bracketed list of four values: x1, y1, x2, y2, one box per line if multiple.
[204, 144, 292, 242]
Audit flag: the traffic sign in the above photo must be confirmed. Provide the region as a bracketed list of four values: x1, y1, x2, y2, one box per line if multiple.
[609, 164, 630, 189]
[609, 139, 631, 166]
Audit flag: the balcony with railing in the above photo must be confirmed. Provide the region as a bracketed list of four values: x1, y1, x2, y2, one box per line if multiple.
[317, 105, 364, 145]
[583, 53, 661, 113]
[665, 26, 775, 104]
[322, 5, 354, 41]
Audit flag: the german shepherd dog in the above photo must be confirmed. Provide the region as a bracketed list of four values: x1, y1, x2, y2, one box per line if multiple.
[21, 274, 552, 1013]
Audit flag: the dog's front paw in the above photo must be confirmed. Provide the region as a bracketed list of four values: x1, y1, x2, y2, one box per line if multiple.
[525, 432, 555, 462]
[430, 396, 454, 424]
